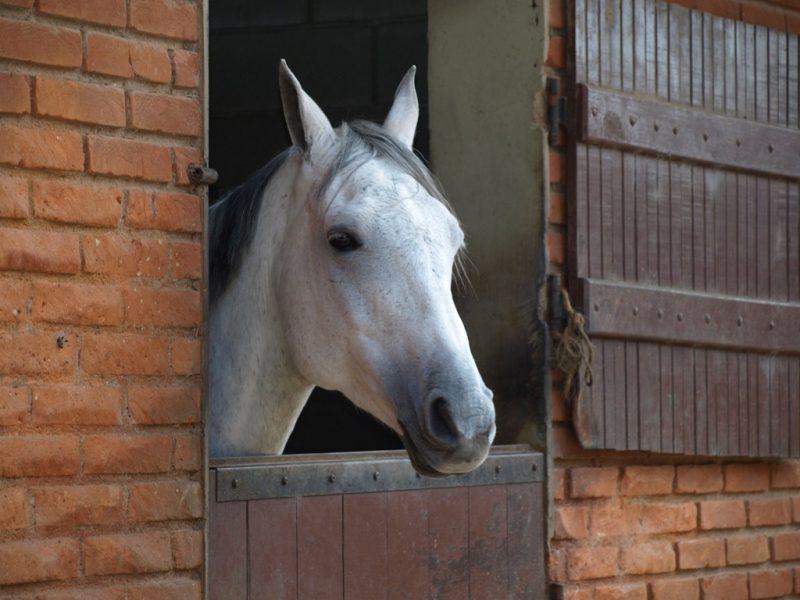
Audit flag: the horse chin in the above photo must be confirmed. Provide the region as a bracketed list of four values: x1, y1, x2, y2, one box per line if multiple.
[399, 426, 488, 479]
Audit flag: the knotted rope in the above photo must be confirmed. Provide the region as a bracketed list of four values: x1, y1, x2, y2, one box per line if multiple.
[553, 288, 593, 403]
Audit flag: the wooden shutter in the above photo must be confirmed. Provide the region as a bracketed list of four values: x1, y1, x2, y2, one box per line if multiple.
[568, 0, 800, 457]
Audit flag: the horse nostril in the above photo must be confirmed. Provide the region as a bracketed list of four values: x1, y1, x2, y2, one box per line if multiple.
[429, 397, 461, 446]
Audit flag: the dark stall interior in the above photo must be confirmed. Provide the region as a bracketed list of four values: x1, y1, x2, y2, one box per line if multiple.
[209, 0, 428, 452]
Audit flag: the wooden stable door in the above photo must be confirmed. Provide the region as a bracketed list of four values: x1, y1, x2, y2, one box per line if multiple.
[208, 449, 545, 600]
[568, 0, 800, 457]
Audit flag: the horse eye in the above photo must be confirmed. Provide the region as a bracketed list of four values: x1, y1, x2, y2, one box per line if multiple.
[327, 231, 361, 252]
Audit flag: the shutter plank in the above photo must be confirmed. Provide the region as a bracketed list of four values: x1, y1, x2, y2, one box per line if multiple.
[297, 495, 344, 600]
[387, 491, 430, 600]
[248, 498, 297, 600]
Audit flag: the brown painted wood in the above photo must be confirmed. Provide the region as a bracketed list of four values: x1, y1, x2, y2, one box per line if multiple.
[428, 488, 469, 600]
[208, 471, 247, 600]
[344, 493, 388, 600]
[386, 491, 430, 600]
[297, 495, 344, 600]
[248, 498, 297, 600]
[468, 486, 508, 600]
[506, 483, 545, 599]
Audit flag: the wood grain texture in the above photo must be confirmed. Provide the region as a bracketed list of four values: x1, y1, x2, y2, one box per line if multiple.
[248, 498, 297, 600]
[298, 495, 344, 600]
[208, 471, 247, 600]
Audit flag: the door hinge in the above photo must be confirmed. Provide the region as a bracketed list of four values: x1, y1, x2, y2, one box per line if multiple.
[187, 163, 219, 185]
[547, 77, 567, 147]
[548, 273, 568, 335]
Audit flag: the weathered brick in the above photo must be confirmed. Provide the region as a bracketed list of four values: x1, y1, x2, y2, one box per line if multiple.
[0, 175, 28, 219]
[0, 538, 79, 585]
[0, 385, 28, 426]
[0, 332, 76, 379]
[589, 500, 635, 537]
[85, 33, 131, 78]
[130, 41, 172, 83]
[773, 531, 800, 562]
[173, 49, 200, 88]
[82, 233, 168, 278]
[32, 180, 122, 227]
[676, 464, 723, 494]
[650, 577, 700, 600]
[724, 463, 770, 492]
[171, 337, 201, 375]
[128, 579, 202, 600]
[594, 583, 646, 600]
[700, 499, 746, 530]
[635, 502, 696, 534]
[0, 279, 29, 322]
[750, 569, 794, 599]
[0, 125, 83, 171]
[171, 242, 202, 280]
[32, 282, 123, 326]
[563, 589, 592, 600]
[0, 72, 30, 113]
[553, 468, 567, 501]
[546, 35, 566, 68]
[726, 534, 769, 565]
[31, 385, 122, 426]
[171, 529, 202, 569]
[621, 540, 675, 575]
[128, 480, 202, 522]
[677, 538, 725, 570]
[81, 333, 170, 376]
[35, 77, 125, 127]
[701, 573, 748, 600]
[129, 0, 198, 41]
[84, 433, 172, 474]
[794, 496, 800, 523]
[547, 230, 565, 265]
[549, 190, 566, 225]
[554, 505, 589, 540]
[0, 0, 34, 7]
[0, 19, 81, 68]
[549, 0, 565, 28]
[128, 385, 201, 425]
[30, 588, 126, 600]
[34, 485, 123, 528]
[83, 532, 172, 576]
[748, 497, 792, 526]
[548, 546, 567, 582]
[38, 0, 126, 27]
[621, 466, 674, 496]
[772, 461, 800, 489]
[173, 433, 201, 471]
[0, 487, 28, 531]
[570, 467, 618, 498]
[87, 136, 172, 182]
[567, 545, 618, 581]
[127, 190, 202, 232]
[173, 146, 203, 186]
[124, 286, 201, 328]
[129, 92, 201, 137]
[0, 434, 79, 477]
[0, 228, 80, 274]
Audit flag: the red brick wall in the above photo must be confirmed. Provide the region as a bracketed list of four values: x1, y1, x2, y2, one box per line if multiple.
[0, 0, 204, 597]
[547, 0, 800, 598]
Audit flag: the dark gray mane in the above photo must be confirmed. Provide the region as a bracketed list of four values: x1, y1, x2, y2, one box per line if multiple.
[208, 120, 453, 305]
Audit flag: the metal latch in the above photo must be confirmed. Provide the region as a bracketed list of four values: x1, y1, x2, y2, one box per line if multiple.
[187, 163, 219, 185]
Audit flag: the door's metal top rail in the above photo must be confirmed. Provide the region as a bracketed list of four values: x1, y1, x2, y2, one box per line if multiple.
[213, 446, 543, 502]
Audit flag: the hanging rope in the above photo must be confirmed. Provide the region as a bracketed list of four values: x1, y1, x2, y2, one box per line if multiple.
[553, 288, 594, 403]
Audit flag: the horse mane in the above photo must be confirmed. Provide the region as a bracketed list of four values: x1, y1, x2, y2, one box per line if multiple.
[209, 120, 464, 305]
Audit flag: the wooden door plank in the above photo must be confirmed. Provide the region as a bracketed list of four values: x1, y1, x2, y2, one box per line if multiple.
[758, 355, 771, 456]
[507, 483, 545, 600]
[386, 491, 430, 600]
[659, 345, 673, 453]
[468, 486, 508, 600]
[621, 0, 635, 93]
[208, 471, 247, 600]
[788, 34, 798, 129]
[297, 495, 344, 600]
[790, 359, 800, 457]
[587, 146, 603, 279]
[748, 354, 759, 458]
[248, 498, 297, 600]
[639, 342, 661, 452]
[769, 180, 789, 301]
[757, 177, 770, 298]
[726, 351, 739, 456]
[738, 353, 749, 456]
[772, 357, 789, 457]
[788, 183, 799, 303]
[625, 340, 639, 450]
[344, 493, 388, 600]
[428, 488, 469, 600]
[755, 26, 768, 123]
[655, 0, 669, 100]
[622, 153, 636, 282]
[694, 348, 708, 455]
[603, 339, 618, 449]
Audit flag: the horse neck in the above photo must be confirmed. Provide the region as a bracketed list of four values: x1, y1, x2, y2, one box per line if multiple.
[208, 159, 314, 457]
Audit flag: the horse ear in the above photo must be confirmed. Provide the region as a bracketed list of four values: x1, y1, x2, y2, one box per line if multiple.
[278, 60, 334, 157]
[383, 66, 419, 150]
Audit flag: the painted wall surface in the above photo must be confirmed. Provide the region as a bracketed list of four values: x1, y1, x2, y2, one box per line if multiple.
[428, 0, 550, 449]
[546, 1, 800, 599]
[0, 0, 205, 597]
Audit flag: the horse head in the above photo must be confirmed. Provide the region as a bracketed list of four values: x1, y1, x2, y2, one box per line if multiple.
[274, 62, 495, 475]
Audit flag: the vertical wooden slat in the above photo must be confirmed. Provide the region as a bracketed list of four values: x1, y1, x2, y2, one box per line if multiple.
[725, 171, 737, 296]
[749, 354, 759, 457]
[691, 9, 703, 107]
[670, 4, 690, 106]
[769, 181, 789, 301]
[712, 16, 725, 113]
[248, 498, 297, 600]
[625, 340, 639, 449]
[659, 345, 673, 453]
[768, 28, 781, 125]
[591, 341, 606, 447]
[777, 28, 788, 126]
[758, 355, 771, 456]
[772, 357, 790, 457]
[586, 0, 600, 86]
[702, 11, 713, 111]
[711, 170, 726, 295]
[639, 342, 660, 452]
[790, 359, 800, 457]
[726, 352, 739, 456]
[645, 156, 660, 284]
[507, 484, 545, 600]
[575, 0, 587, 82]
[599, 149, 615, 279]
[738, 354, 749, 456]
[658, 159, 671, 286]
[428, 488, 469, 600]
[611, 150, 625, 281]
[643, 0, 657, 95]
[468, 486, 508, 600]
[735, 19, 746, 119]
[756, 177, 770, 298]
[736, 174, 748, 296]
[297, 495, 344, 600]
[208, 471, 248, 600]
[692, 166, 706, 290]
[746, 175, 758, 297]
[576, 144, 590, 279]
[724, 18, 736, 117]
[386, 491, 430, 600]
[788, 183, 800, 302]
[614, 340, 628, 450]
[635, 155, 649, 283]
[788, 33, 798, 129]
[655, 0, 669, 99]
[622, 155, 636, 281]
[621, 0, 635, 93]
[755, 26, 768, 123]
[672, 346, 685, 454]
[707, 350, 726, 455]
[694, 348, 708, 455]
[344, 493, 388, 600]
[588, 146, 603, 279]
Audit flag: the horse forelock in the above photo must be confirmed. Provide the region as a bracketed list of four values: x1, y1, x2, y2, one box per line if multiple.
[209, 120, 470, 306]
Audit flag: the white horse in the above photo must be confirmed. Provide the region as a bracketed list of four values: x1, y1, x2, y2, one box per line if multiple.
[208, 61, 495, 476]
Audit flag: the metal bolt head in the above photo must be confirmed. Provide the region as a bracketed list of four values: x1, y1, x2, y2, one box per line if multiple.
[672, 126, 678, 135]
[769, 321, 775, 330]
[657, 309, 664, 319]
[495, 464, 502, 474]
[704, 314, 711, 324]
[328, 473, 336, 483]
[231, 479, 239, 489]
[736, 138, 741, 147]
[768, 144, 774, 153]
[593, 303, 600, 312]
[373, 471, 380, 481]
[654, 123, 660, 132]
[591, 106, 598, 117]
[703, 132, 708, 142]
[629, 115, 637, 126]
[281, 476, 288, 486]
[531, 463, 538, 472]
[676, 312, 683, 322]
[632, 306, 639, 316]
[737, 316, 743, 326]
